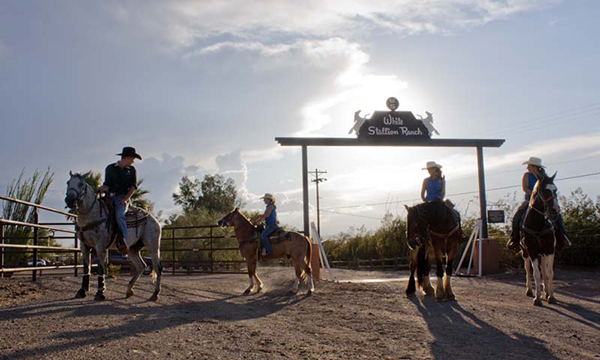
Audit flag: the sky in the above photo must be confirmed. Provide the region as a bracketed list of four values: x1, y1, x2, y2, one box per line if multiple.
[1, 0, 599, 237]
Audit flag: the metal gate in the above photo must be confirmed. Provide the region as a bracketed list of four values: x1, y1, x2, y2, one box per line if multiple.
[161, 225, 246, 274]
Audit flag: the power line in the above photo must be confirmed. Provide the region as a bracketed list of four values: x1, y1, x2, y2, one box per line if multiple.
[322, 171, 600, 211]
[320, 209, 382, 220]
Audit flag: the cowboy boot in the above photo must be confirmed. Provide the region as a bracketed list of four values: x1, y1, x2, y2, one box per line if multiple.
[507, 230, 520, 251]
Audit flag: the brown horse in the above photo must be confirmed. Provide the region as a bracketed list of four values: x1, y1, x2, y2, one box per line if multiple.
[217, 208, 314, 295]
[404, 201, 463, 301]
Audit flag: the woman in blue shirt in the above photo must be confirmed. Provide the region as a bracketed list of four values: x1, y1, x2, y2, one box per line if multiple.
[421, 161, 445, 203]
[256, 193, 278, 257]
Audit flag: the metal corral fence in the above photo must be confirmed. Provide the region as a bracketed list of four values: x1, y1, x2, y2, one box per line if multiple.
[330, 256, 410, 270]
[161, 225, 246, 275]
[0, 195, 84, 280]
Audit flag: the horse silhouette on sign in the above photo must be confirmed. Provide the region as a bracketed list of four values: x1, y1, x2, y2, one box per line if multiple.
[417, 111, 440, 136]
[348, 110, 370, 135]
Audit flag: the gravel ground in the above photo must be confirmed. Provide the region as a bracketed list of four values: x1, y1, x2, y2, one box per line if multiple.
[0, 267, 599, 360]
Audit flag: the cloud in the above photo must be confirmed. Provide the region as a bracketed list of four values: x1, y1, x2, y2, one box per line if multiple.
[110, 1, 562, 51]
[137, 153, 204, 215]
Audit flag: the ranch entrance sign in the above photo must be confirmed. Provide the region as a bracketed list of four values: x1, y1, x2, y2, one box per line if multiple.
[276, 97, 505, 240]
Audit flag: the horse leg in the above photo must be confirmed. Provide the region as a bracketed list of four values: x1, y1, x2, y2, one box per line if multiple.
[531, 257, 543, 306]
[405, 248, 417, 297]
[417, 247, 434, 296]
[434, 248, 446, 302]
[75, 244, 91, 298]
[94, 246, 108, 301]
[444, 245, 457, 301]
[244, 257, 257, 294]
[126, 248, 145, 299]
[146, 228, 163, 301]
[544, 254, 556, 304]
[524, 256, 533, 297]
[292, 262, 302, 294]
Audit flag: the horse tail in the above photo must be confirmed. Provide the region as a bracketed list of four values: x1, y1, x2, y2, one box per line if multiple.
[305, 235, 312, 272]
[416, 246, 428, 287]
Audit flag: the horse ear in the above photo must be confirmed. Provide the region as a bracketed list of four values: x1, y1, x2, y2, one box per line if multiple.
[69, 171, 74, 177]
[82, 171, 91, 179]
[404, 205, 410, 211]
[550, 171, 557, 182]
[235, 207, 240, 212]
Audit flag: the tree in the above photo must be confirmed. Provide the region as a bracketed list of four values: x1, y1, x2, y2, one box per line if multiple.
[173, 174, 241, 214]
[2, 168, 55, 266]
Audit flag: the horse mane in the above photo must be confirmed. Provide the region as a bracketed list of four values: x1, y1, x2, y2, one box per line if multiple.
[236, 210, 257, 229]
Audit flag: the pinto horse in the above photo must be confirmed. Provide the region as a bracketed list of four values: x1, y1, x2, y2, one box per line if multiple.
[404, 201, 462, 301]
[520, 172, 559, 306]
[218, 208, 314, 295]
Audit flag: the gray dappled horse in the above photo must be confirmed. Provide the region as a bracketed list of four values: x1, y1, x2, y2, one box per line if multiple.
[520, 172, 559, 306]
[65, 172, 163, 301]
[404, 201, 462, 301]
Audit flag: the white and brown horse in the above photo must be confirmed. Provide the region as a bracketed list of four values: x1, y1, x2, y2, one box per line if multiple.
[404, 201, 463, 301]
[520, 172, 559, 306]
[218, 208, 314, 295]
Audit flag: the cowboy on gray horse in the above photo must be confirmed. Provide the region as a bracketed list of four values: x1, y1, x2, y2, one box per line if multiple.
[97, 146, 141, 251]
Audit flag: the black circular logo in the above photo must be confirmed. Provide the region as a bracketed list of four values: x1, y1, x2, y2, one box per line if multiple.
[386, 97, 399, 111]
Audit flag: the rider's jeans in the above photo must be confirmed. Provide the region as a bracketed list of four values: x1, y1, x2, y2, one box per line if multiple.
[114, 195, 129, 241]
[261, 223, 278, 255]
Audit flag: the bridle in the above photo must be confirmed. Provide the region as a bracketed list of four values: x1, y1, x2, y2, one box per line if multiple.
[528, 183, 558, 221]
[67, 180, 96, 216]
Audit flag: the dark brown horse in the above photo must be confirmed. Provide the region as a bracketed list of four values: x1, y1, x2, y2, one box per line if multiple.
[404, 201, 462, 301]
[520, 172, 559, 306]
[218, 208, 314, 295]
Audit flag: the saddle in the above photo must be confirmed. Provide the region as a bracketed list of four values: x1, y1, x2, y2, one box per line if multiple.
[255, 224, 290, 244]
[100, 196, 149, 254]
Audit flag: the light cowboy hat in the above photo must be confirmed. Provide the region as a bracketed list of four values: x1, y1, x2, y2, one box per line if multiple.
[260, 193, 276, 202]
[422, 161, 442, 170]
[522, 157, 546, 168]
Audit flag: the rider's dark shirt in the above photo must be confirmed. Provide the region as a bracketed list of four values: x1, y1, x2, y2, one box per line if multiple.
[103, 163, 137, 195]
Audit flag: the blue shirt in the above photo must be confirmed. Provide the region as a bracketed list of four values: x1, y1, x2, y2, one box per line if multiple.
[424, 177, 443, 202]
[265, 204, 277, 226]
[524, 173, 537, 201]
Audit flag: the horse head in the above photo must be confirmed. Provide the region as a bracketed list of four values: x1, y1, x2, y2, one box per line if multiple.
[405, 204, 429, 247]
[531, 172, 559, 222]
[65, 171, 92, 209]
[217, 207, 241, 227]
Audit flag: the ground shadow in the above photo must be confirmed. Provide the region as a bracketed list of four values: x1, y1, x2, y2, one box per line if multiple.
[0, 278, 310, 360]
[411, 298, 558, 360]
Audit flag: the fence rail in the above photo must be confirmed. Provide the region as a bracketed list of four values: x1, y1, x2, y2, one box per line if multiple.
[329, 256, 410, 270]
[161, 225, 246, 275]
[1, 195, 80, 280]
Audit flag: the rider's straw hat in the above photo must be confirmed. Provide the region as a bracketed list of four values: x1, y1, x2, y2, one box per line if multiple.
[522, 157, 546, 168]
[422, 161, 442, 170]
[261, 193, 275, 202]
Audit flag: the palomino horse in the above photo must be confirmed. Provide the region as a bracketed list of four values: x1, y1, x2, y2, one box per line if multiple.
[218, 208, 314, 295]
[520, 172, 559, 306]
[65, 172, 163, 301]
[404, 201, 462, 301]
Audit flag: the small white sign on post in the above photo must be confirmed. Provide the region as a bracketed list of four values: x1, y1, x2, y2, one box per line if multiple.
[311, 222, 335, 282]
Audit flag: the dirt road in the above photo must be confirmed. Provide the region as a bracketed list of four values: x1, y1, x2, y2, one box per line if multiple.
[1, 267, 599, 359]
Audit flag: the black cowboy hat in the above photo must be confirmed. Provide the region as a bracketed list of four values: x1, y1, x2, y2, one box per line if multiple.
[116, 146, 142, 160]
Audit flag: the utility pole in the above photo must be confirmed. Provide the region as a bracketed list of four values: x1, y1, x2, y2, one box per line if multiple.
[309, 169, 327, 237]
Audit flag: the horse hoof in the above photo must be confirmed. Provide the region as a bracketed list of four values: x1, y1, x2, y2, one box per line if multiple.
[256, 287, 263, 293]
[533, 298, 542, 306]
[75, 289, 87, 299]
[446, 294, 456, 301]
[149, 295, 158, 302]
[424, 288, 435, 297]
[94, 292, 106, 301]
[126, 289, 134, 298]
[405, 291, 416, 298]
[526, 289, 533, 297]
[307, 289, 313, 296]
[548, 296, 557, 304]
[243, 288, 251, 295]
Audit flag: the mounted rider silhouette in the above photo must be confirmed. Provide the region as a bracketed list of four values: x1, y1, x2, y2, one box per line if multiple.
[508, 157, 571, 251]
[97, 146, 142, 252]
